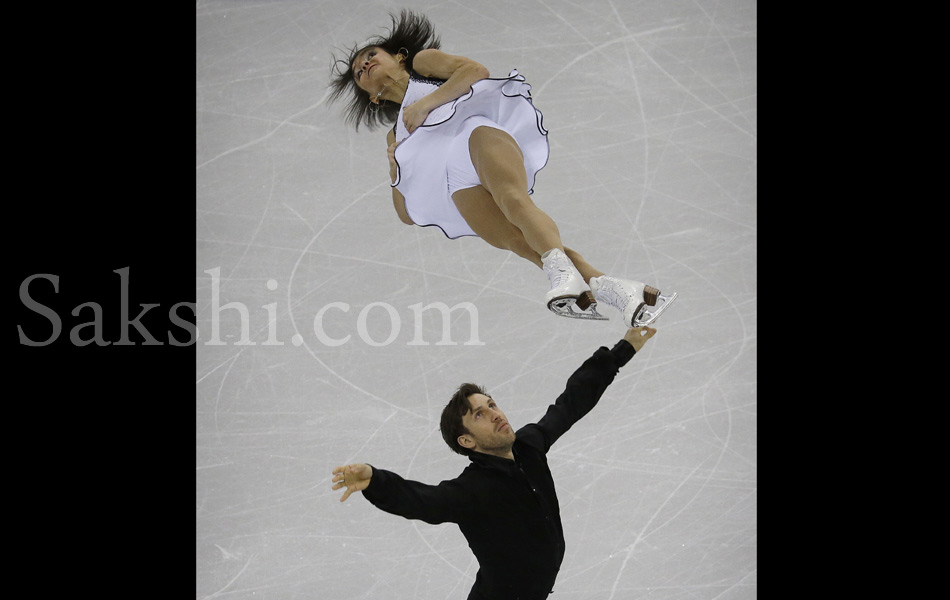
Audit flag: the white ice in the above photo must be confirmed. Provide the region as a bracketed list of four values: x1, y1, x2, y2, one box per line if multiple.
[196, 1, 756, 598]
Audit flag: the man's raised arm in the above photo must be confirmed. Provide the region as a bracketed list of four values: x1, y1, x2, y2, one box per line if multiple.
[528, 326, 657, 451]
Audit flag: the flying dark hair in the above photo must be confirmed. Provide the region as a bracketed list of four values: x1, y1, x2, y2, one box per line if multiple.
[440, 383, 486, 456]
[328, 9, 442, 131]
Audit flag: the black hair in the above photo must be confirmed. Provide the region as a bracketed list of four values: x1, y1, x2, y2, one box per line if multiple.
[440, 382, 486, 456]
[328, 9, 442, 131]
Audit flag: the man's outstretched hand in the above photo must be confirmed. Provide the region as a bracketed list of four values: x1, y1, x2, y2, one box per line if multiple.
[332, 464, 373, 502]
[623, 326, 657, 352]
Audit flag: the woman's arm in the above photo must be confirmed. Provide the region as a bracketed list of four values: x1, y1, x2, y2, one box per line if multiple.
[401, 48, 490, 133]
[386, 129, 414, 225]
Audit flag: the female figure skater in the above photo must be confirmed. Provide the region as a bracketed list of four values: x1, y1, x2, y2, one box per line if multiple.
[329, 10, 675, 326]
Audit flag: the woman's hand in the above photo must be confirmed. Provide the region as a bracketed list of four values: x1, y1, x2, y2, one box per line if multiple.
[402, 49, 489, 134]
[387, 139, 400, 181]
[401, 100, 431, 134]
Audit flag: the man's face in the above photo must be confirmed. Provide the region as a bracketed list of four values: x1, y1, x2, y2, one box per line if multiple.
[459, 393, 516, 457]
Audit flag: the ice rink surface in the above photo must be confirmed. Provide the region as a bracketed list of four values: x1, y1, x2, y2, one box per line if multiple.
[196, 1, 756, 598]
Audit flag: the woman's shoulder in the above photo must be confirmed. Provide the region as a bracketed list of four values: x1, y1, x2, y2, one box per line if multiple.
[409, 69, 445, 86]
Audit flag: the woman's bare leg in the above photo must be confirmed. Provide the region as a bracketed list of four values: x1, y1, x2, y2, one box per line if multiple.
[563, 248, 603, 282]
[452, 185, 605, 282]
[452, 185, 541, 267]
[467, 126, 564, 256]
[455, 126, 674, 323]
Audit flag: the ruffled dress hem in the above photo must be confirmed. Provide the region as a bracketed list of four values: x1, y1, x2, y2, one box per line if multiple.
[391, 69, 550, 240]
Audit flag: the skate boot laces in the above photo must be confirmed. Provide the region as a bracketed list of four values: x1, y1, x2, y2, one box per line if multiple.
[543, 249, 597, 314]
[546, 259, 573, 289]
[543, 250, 582, 292]
[592, 276, 637, 311]
[592, 276, 672, 327]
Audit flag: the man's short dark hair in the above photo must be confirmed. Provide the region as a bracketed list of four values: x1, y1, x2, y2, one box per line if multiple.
[440, 383, 486, 456]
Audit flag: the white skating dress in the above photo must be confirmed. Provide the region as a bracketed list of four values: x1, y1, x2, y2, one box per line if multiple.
[391, 69, 549, 239]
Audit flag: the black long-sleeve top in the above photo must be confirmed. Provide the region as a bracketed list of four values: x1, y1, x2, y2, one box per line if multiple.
[363, 339, 637, 599]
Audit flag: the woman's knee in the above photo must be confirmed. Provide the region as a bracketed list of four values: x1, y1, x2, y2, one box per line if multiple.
[486, 223, 539, 263]
[453, 186, 536, 257]
[493, 188, 541, 224]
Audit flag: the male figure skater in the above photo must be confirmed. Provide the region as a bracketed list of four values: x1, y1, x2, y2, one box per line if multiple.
[332, 326, 658, 600]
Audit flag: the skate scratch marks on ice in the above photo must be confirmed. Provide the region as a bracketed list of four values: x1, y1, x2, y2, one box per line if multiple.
[286, 181, 428, 421]
[532, 22, 687, 96]
[282, 201, 316, 235]
[606, 460, 707, 600]
[197, 553, 253, 600]
[196, 91, 331, 170]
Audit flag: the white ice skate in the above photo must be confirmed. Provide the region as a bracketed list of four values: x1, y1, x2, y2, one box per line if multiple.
[541, 249, 607, 321]
[589, 275, 677, 327]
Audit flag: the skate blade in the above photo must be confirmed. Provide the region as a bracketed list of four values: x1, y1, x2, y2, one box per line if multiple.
[548, 294, 609, 321]
[632, 292, 677, 326]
